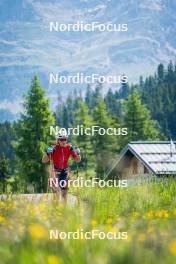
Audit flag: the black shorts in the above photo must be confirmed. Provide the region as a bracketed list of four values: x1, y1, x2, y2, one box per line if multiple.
[54, 168, 70, 190]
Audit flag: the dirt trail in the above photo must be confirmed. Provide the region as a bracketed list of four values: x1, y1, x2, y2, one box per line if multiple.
[0, 193, 79, 206]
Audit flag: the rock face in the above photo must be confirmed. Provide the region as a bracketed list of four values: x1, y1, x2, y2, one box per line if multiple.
[0, 0, 176, 120]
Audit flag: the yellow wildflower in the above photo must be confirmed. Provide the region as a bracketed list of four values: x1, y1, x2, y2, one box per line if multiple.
[29, 224, 47, 240]
[0, 201, 5, 207]
[169, 240, 176, 256]
[155, 210, 169, 218]
[91, 219, 97, 226]
[106, 227, 118, 235]
[47, 255, 61, 264]
[38, 203, 46, 212]
[106, 218, 113, 225]
[126, 234, 132, 241]
[0, 215, 5, 223]
[145, 211, 154, 219]
[162, 210, 169, 218]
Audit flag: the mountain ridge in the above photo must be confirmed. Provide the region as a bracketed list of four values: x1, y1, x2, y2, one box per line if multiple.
[0, 0, 176, 120]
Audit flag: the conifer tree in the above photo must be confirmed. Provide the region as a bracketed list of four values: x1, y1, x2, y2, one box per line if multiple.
[92, 97, 117, 178]
[15, 76, 54, 192]
[85, 84, 93, 110]
[0, 153, 9, 193]
[74, 100, 94, 177]
[123, 89, 160, 146]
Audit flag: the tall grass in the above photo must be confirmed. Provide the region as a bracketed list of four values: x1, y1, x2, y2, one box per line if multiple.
[0, 179, 175, 264]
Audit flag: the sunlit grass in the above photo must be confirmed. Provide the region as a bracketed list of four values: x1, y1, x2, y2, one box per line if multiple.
[0, 179, 175, 264]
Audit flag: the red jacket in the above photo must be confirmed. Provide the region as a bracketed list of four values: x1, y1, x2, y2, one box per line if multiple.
[51, 144, 78, 169]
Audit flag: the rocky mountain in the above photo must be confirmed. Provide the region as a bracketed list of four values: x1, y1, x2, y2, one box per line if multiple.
[0, 0, 176, 120]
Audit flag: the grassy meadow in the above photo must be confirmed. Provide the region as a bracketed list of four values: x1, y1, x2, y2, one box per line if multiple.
[0, 178, 176, 264]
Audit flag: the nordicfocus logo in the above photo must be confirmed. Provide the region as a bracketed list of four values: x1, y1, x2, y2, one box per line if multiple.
[50, 126, 128, 137]
[50, 229, 128, 240]
[49, 73, 128, 85]
[49, 21, 128, 32]
[49, 178, 128, 189]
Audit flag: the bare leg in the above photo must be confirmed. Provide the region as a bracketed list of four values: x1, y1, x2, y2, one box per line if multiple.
[52, 187, 61, 201]
[60, 189, 68, 203]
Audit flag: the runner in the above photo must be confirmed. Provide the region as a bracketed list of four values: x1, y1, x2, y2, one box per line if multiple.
[42, 131, 81, 202]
